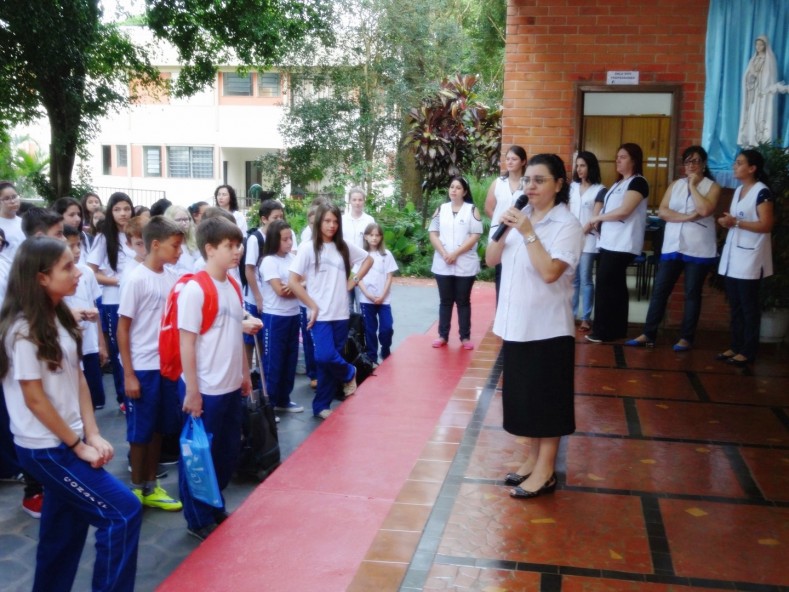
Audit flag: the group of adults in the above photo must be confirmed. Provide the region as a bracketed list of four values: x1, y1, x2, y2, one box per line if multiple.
[430, 143, 774, 498]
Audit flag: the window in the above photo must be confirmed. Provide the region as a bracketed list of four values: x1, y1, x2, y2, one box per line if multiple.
[257, 73, 281, 97]
[143, 146, 161, 177]
[102, 145, 111, 175]
[167, 147, 214, 178]
[223, 72, 252, 96]
[116, 145, 128, 168]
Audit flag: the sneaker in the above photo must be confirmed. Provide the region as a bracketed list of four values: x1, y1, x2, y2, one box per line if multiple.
[22, 493, 43, 518]
[142, 485, 183, 511]
[274, 402, 304, 413]
[131, 488, 143, 504]
[94, 404, 105, 410]
[275, 415, 281, 423]
[343, 370, 357, 397]
[188, 523, 218, 542]
[316, 409, 332, 419]
[119, 402, 126, 415]
[585, 334, 604, 344]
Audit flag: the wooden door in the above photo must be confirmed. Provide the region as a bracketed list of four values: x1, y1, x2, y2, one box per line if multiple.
[582, 115, 671, 209]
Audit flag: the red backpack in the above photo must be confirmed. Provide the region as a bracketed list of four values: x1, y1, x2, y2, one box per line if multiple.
[160, 271, 242, 381]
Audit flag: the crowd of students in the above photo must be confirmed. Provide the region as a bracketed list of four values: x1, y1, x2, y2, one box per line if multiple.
[0, 182, 397, 591]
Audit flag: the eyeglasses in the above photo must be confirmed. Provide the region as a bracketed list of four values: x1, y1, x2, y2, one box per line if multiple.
[683, 158, 702, 166]
[0, 194, 20, 203]
[174, 217, 191, 223]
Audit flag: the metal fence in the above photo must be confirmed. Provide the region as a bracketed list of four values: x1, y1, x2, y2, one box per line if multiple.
[92, 187, 167, 208]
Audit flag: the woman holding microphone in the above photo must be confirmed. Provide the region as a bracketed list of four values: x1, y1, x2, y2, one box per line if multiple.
[486, 154, 583, 499]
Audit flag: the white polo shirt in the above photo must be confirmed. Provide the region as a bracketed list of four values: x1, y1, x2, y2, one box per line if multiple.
[358, 249, 398, 305]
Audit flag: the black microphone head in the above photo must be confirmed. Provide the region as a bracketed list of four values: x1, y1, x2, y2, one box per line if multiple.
[513, 193, 529, 210]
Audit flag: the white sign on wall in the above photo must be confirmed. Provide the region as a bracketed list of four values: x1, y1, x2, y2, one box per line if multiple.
[606, 71, 640, 85]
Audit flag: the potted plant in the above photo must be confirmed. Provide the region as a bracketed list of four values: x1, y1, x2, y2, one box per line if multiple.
[757, 141, 789, 342]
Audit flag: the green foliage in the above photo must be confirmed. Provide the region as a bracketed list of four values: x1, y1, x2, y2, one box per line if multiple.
[756, 142, 789, 309]
[376, 201, 432, 277]
[0, 132, 50, 199]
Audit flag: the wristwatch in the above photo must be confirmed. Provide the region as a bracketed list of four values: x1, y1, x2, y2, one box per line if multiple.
[524, 233, 538, 245]
[352, 276, 360, 285]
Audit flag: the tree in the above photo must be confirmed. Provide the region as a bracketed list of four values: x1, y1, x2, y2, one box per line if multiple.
[0, 0, 332, 199]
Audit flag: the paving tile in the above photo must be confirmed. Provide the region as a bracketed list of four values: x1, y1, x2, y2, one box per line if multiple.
[697, 373, 789, 406]
[623, 347, 731, 374]
[562, 575, 723, 591]
[346, 560, 408, 592]
[575, 395, 629, 436]
[575, 343, 618, 367]
[437, 484, 652, 574]
[380, 503, 434, 532]
[409, 459, 452, 483]
[364, 529, 423, 563]
[423, 563, 541, 590]
[565, 436, 744, 497]
[395, 480, 443, 506]
[660, 498, 789, 586]
[575, 368, 697, 400]
[430, 426, 468, 444]
[637, 400, 788, 445]
[420, 442, 461, 462]
[739, 447, 789, 502]
[465, 428, 531, 481]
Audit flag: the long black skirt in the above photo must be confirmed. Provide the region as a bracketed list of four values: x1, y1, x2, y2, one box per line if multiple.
[502, 336, 575, 438]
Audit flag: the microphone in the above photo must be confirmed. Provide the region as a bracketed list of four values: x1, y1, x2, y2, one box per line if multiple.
[491, 194, 529, 242]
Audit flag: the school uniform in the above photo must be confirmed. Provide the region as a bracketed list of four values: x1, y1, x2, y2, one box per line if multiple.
[87, 233, 137, 402]
[298, 227, 317, 381]
[494, 203, 582, 437]
[718, 182, 773, 360]
[0, 215, 25, 264]
[261, 253, 300, 408]
[3, 318, 141, 592]
[289, 241, 368, 415]
[591, 176, 649, 341]
[641, 178, 718, 343]
[568, 181, 606, 322]
[429, 202, 483, 341]
[118, 264, 181, 443]
[65, 262, 106, 409]
[359, 249, 398, 362]
[176, 275, 245, 531]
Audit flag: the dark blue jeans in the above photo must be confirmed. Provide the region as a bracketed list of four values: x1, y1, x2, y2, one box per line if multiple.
[17, 443, 142, 592]
[724, 276, 762, 360]
[642, 258, 711, 343]
[360, 303, 394, 362]
[262, 313, 300, 408]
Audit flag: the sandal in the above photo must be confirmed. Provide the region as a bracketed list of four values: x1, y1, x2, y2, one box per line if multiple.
[432, 338, 447, 348]
[579, 322, 591, 332]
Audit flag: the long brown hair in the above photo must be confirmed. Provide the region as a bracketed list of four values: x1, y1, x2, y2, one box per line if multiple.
[0, 238, 83, 378]
[311, 203, 350, 277]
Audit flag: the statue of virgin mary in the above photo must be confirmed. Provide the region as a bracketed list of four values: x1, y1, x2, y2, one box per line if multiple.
[737, 35, 778, 147]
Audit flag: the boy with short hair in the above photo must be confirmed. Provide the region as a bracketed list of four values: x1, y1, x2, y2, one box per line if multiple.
[179, 216, 251, 541]
[117, 216, 185, 510]
[63, 225, 108, 410]
[21, 207, 65, 240]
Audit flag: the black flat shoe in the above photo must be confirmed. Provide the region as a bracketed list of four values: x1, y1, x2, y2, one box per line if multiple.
[504, 472, 530, 486]
[510, 473, 557, 499]
[725, 356, 750, 367]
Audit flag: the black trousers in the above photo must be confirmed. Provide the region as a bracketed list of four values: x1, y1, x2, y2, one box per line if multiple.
[592, 249, 635, 341]
[435, 274, 475, 341]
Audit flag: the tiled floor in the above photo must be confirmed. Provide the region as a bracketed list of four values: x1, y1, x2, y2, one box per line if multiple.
[352, 331, 789, 592]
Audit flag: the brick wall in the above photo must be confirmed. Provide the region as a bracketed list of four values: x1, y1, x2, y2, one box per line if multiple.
[501, 0, 733, 332]
[502, 0, 708, 158]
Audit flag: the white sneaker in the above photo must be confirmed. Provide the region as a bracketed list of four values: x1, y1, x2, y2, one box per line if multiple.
[274, 402, 304, 413]
[317, 409, 332, 419]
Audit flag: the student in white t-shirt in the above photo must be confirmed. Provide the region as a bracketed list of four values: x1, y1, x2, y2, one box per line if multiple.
[63, 225, 108, 410]
[260, 220, 303, 414]
[0, 237, 142, 591]
[87, 192, 136, 406]
[288, 203, 373, 419]
[178, 217, 252, 541]
[117, 216, 185, 512]
[298, 201, 323, 389]
[358, 223, 398, 363]
[0, 182, 25, 264]
[164, 204, 200, 276]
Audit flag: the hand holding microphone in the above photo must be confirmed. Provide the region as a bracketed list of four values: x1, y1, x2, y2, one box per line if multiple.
[491, 194, 529, 242]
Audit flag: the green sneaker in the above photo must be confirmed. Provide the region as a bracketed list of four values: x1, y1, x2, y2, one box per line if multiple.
[131, 488, 143, 504]
[142, 485, 183, 511]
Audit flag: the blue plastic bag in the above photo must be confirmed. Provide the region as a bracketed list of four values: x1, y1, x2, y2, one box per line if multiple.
[180, 416, 222, 508]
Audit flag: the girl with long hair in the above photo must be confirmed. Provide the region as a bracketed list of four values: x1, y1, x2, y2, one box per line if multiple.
[0, 237, 141, 591]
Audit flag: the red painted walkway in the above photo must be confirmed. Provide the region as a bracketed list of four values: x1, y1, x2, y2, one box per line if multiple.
[159, 284, 497, 592]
